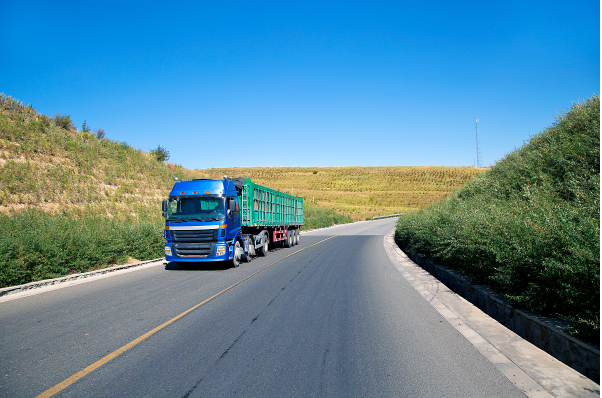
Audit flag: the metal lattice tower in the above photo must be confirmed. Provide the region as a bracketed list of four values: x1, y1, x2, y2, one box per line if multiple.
[475, 118, 483, 167]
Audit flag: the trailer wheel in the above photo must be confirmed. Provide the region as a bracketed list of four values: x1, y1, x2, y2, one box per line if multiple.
[294, 229, 299, 245]
[284, 230, 292, 248]
[231, 240, 242, 268]
[258, 235, 268, 256]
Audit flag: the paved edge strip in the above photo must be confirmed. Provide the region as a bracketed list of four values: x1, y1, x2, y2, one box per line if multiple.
[383, 229, 600, 398]
[0, 258, 165, 298]
[400, 247, 600, 383]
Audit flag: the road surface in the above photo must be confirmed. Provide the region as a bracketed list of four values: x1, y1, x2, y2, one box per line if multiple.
[0, 219, 528, 397]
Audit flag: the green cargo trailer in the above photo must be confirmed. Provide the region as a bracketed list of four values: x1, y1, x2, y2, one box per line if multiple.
[235, 178, 303, 257]
[240, 179, 303, 227]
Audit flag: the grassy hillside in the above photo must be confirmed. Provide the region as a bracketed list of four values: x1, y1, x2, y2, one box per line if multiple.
[0, 93, 485, 288]
[195, 166, 485, 221]
[395, 95, 600, 343]
[0, 94, 196, 218]
[0, 94, 203, 287]
[0, 94, 354, 287]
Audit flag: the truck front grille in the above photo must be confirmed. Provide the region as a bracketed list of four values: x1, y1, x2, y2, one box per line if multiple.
[171, 229, 217, 243]
[173, 242, 215, 257]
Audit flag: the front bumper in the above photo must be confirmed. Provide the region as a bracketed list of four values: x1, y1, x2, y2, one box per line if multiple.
[164, 242, 233, 263]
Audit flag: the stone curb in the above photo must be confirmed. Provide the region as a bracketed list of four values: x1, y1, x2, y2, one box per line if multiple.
[397, 242, 600, 383]
[0, 258, 164, 298]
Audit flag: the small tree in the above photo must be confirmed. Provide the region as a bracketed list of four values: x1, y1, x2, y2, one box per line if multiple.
[94, 128, 105, 139]
[54, 114, 73, 130]
[152, 145, 170, 162]
[82, 120, 90, 132]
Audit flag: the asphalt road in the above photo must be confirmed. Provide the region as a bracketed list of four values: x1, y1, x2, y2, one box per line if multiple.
[0, 219, 526, 397]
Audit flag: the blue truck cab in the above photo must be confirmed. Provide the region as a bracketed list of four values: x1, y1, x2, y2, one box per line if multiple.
[162, 179, 243, 266]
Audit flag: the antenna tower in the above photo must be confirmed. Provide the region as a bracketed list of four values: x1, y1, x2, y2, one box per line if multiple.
[475, 118, 483, 167]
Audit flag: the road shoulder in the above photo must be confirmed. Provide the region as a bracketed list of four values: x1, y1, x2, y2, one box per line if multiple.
[0, 259, 165, 303]
[383, 229, 600, 398]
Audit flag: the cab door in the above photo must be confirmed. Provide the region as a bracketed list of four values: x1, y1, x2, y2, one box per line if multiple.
[226, 196, 242, 242]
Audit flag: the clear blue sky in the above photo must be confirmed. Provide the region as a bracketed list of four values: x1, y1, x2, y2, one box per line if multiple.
[2, 1, 599, 168]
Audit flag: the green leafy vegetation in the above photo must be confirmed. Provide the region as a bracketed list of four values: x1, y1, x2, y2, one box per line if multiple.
[0, 93, 196, 287]
[301, 201, 353, 230]
[395, 95, 600, 343]
[0, 210, 163, 287]
[0, 93, 357, 287]
[152, 145, 170, 162]
[53, 114, 73, 130]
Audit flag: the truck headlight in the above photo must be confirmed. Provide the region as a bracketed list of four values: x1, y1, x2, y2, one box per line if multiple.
[216, 245, 226, 256]
[165, 246, 172, 256]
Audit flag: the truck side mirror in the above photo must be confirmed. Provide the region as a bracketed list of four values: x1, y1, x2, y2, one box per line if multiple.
[162, 200, 168, 218]
[228, 198, 236, 213]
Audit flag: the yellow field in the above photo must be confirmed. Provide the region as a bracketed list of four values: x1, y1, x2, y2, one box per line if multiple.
[0, 95, 486, 220]
[194, 166, 487, 221]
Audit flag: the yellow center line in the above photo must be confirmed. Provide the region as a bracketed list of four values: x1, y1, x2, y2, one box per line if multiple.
[37, 224, 378, 397]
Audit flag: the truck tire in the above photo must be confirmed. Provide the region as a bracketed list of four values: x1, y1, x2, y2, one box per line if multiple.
[244, 242, 254, 262]
[231, 240, 242, 268]
[284, 230, 292, 248]
[294, 229, 299, 245]
[258, 235, 268, 256]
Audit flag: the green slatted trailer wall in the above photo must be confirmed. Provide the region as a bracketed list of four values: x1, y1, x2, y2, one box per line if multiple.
[240, 179, 303, 227]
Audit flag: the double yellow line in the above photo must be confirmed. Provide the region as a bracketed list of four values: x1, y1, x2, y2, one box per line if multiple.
[37, 226, 370, 397]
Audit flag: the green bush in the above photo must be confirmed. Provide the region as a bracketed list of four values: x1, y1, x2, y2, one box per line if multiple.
[152, 145, 170, 162]
[395, 95, 600, 343]
[301, 201, 353, 230]
[0, 202, 353, 287]
[0, 210, 164, 288]
[54, 114, 73, 130]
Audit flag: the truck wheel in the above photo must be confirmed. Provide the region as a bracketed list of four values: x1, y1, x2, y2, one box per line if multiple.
[284, 230, 292, 248]
[244, 243, 255, 262]
[258, 236, 268, 256]
[231, 240, 242, 268]
[294, 229, 299, 245]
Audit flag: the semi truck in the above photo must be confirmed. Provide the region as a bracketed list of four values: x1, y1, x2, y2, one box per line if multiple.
[162, 177, 303, 267]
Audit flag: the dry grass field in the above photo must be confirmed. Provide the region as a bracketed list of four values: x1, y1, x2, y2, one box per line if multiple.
[0, 94, 485, 221]
[195, 166, 487, 221]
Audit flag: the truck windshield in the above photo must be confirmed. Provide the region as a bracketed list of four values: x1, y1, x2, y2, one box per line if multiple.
[166, 197, 225, 221]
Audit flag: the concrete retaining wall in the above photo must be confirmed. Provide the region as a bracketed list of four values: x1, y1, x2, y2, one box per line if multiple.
[402, 248, 600, 383]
